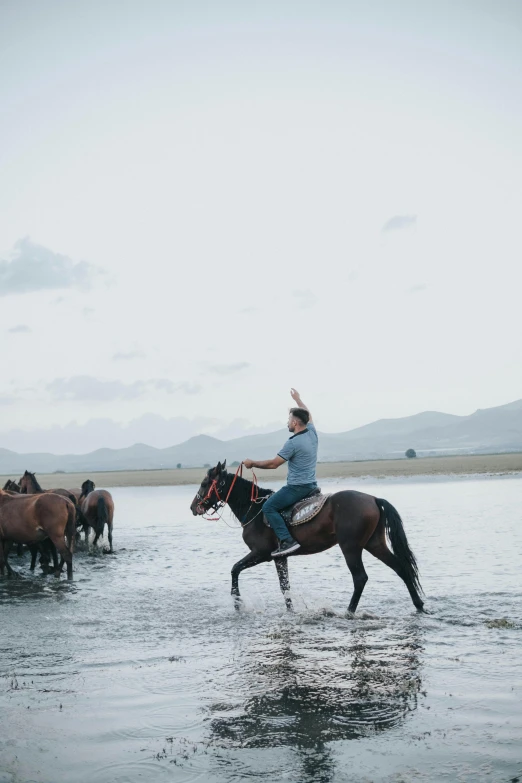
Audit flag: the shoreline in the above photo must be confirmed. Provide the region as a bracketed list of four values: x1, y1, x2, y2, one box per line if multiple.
[2, 452, 522, 489]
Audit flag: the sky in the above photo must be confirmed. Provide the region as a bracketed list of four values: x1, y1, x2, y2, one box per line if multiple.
[1, 0, 521, 454]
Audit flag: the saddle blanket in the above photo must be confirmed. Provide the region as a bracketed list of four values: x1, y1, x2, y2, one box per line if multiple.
[263, 493, 330, 528]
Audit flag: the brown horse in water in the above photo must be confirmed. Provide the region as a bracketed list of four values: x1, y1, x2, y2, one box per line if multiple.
[79, 480, 114, 552]
[0, 490, 75, 578]
[19, 471, 82, 565]
[2, 480, 44, 561]
[190, 462, 425, 614]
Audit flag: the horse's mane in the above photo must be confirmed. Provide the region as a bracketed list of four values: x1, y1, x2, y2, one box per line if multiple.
[24, 471, 43, 492]
[222, 472, 273, 520]
[226, 472, 273, 499]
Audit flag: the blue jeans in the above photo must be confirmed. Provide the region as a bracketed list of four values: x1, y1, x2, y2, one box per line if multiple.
[263, 483, 318, 542]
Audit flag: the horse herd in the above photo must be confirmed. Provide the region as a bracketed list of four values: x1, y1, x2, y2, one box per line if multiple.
[0, 471, 114, 580]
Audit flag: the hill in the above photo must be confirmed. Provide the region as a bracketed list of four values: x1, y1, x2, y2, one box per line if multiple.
[1, 399, 521, 474]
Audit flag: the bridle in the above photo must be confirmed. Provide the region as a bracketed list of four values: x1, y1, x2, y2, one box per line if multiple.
[196, 463, 260, 522]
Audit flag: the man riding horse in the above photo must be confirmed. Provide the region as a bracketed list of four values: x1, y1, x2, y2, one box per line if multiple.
[243, 388, 318, 557]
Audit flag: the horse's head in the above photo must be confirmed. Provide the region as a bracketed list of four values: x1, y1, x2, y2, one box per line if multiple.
[190, 460, 227, 516]
[18, 470, 34, 494]
[80, 479, 95, 501]
[3, 480, 20, 492]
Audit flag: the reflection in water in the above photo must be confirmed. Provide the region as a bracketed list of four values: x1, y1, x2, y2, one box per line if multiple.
[209, 620, 425, 782]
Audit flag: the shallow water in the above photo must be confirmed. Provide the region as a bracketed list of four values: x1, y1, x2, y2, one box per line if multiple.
[1, 475, 521, 783]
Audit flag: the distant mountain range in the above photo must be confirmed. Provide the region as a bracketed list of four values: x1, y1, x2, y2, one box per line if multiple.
[1, 399, 522, 475]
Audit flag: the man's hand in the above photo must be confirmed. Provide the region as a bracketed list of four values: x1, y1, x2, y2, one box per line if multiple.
[290, 388, 313, 422]
[243, 459, 254, 470]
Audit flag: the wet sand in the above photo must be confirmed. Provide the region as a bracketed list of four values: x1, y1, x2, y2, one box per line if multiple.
[2, 452, 521, 489]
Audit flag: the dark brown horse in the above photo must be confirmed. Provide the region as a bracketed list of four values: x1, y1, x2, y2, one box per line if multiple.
[3, 480, 21, 493]
[79, 480, 114, 552]
[0, 490, 75, 578]
[190, 462, 425, 614]
[19, 471, 78, 506]
[67, 487, 83, 504]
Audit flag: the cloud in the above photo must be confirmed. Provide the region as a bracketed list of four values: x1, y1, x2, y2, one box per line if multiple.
[293, 289, 318, 309]
[152, 379, 201, 395]
[208, 362, 250, 375]
[113, 350, 146, 361]
[44, 376, 201, 402]
[8, 325, 31, 334]
[408, 284, 427, 294]
[381, 215, 417, 234]
[0, 237, 103, 297]
[47, 376, 145, 402]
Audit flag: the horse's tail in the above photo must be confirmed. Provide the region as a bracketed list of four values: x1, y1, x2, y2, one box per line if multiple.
[65, 500, 76, 554]
[97, 495, 109, 539]
[377, 498, 423, 595]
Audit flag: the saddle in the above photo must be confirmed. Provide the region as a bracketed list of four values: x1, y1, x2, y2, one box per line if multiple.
[263, 488, 330, 529]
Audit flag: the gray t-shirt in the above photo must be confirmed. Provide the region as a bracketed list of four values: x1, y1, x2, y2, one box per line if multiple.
[278, 422, 318, 485]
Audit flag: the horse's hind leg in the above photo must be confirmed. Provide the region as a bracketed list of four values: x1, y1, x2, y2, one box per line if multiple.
[274, 558, 293, 611]
[107, 523, 113, 553]
[29, 545, 38, 570]
[365, 538, 424, 611]
[50, 536, 73, 580]
[46, 541, 59, 571]
[339, 545, 368, 614]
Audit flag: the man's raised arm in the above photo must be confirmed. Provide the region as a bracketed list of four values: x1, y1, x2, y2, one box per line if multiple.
[290, 388, 313, 422]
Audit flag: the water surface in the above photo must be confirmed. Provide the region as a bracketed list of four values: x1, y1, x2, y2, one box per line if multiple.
[1, 475, 521, 782]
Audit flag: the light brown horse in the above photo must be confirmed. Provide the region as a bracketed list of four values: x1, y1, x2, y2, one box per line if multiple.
[0, 490, 75, 578]
[191, 462, 425, 614]
[4, 479, 37, 560]
[79, 480, 114, 552]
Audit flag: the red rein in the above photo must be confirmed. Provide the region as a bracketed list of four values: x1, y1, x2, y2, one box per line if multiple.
[201, 464, 258, 520]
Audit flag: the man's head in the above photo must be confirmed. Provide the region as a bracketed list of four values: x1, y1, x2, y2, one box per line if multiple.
[287, 407, 309, 433]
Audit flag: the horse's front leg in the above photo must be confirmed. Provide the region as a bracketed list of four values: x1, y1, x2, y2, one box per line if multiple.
[274, 558, 293, 612]
[231, 551, 268, 609]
